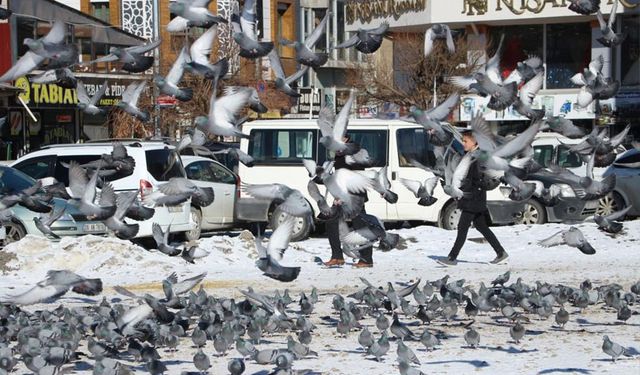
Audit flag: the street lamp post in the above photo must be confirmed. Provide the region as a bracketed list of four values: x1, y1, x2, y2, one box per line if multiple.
[152, 0, 161, 138]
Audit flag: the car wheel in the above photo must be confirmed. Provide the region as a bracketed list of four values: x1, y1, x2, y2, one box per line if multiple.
[515, 199, 547, 225]
[440, 201, 461, 231]
[270, 205, 312, 242]
[185, 207, 202, 241]
[596, 193, 624, 216]
[2, 221, 26, 246]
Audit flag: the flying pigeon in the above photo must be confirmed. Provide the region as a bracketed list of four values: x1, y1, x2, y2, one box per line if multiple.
[184, 24, 229, 80]
[194, 79, 254, 139]
[513, 72, 545, 120]
[89, 39, 161, 73]
[116, 81, 150, 122]
[76, 80, 109, 115]
[538, 226, 596, 254]
[0, 270, 102, 305]
[424, 24, 455, 57]
[151, 223, 182, 256]
[242, 183, 312, 219]
[333, 22, 389, 54]
[596, 0, 625, 47]
[104, 192, 139, 240]
[255, 216, 301, 282]
[400, 176, 439, 206]
[230, 0, 274, 59]
[593, 205, 631, 234]
[168, 0, 227, 30]
[68, 163, 117, 220]
[281, 11, 331, 68]
[143, 177, 214, 207]
[542, 116, 586, 139]
[268, 50, 309, 97]
[33, 205, 65, 239]
[568, 0, 600, 15]
[317, 90, 359, 155]
[154, 46, 192, 102]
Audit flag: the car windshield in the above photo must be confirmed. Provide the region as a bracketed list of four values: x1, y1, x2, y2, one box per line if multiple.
[0, 167, 37, 194]
[146, 149, 186, 181]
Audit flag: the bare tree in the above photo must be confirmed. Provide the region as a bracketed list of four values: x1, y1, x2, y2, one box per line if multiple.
[348, 31, 487, 110]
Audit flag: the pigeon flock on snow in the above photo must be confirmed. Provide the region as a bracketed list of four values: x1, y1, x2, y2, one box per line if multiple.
[0, 0, 638, 373]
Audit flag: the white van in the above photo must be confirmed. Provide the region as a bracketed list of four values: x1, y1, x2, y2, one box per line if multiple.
[10, 140, 193, 239]
[236, 119, 525, 240]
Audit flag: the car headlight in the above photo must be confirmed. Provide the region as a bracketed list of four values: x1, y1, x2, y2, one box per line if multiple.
[59, 212, 75, 222]
[555, 183, 576, 198]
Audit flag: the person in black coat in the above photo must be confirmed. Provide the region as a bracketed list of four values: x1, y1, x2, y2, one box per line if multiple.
[439, 131, 508, 266]
[319, 148, 374, 268]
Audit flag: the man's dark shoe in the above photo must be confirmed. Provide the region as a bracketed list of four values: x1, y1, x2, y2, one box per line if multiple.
[353, 260, 373, 268]
[437, 258, 458, 266]
[490, 252, 509, 264]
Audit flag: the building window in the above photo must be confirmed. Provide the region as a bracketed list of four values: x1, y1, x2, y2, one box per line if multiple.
[277, 2, 294, 57]
[621, 15, 640, 86]
[490, 25, 543, 81]
[121, 0, 153, 38]
[546, 23, 591, 89]
[92, 2, 110, 23]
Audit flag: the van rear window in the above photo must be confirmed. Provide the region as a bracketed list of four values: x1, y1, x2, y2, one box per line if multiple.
[146, 149, 186, 181]
[248, 129, 317, 165]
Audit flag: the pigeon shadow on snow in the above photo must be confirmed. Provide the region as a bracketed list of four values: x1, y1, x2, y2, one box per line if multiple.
[538, 368, 593, 374]
[425, 359, 490, 368]
[427, 255, 487, 265]
[486, 345, 539, 354]
[576, 317, 640, 328]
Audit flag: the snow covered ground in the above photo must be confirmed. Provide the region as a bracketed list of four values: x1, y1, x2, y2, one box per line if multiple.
[1, 219, 639, 374]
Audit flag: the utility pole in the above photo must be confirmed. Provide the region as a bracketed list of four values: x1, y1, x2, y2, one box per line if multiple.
[152, 0, 161, 138]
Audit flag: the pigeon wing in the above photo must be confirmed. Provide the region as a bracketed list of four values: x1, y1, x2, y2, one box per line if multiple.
[400, 178, 422, 197]
[333, 90, 355, 139]
[268, 50, 286, 79]
[166, 46, 188, 85]
[158, 178, 195, 195]
[427, 93, 459, 121]
[42, 21, 66, 44]
[243, 183, 289, 201]
[445, 25, 456, 53]
[304, 11, 331, 49]
[126, 39, 162, 54]
[0, 52, 44, 82]
[317, 106, 336, 137]
[423, 28, 435, 57]
[538, 230, 566, 247]
[334, 34, 359, 49]
[191, 25, 217, 65]
[90, 80, 109, 106]
[267, 216, 296, 260]
[493, 120, 541, 158]
[76, 81, 91, 104]
[68, 162, 88, 199]
[519, 72, 544, 106]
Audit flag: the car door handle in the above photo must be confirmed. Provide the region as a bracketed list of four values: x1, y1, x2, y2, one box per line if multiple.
[224, 192, 232, 196]
[391, 171, 397, 180]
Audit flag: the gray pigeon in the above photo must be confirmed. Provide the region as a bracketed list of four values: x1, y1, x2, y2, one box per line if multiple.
[33, 205, 65, 239]
[542, 116, 586, 139]
[538, 226, 596, 255]
[568, 0, 600, 15]
[89, 39, 161, 73]
[397, 338, 420, 365]
[255, 216, 301, 282]
[596, 0, 625, 47]
[0, 7, 11, 19]
[424, 24, 455, 57]
[243, 183, 312, 219]
[116, 81, 149, 122]
[168, 0, 226, 29]
[333, 22, 389, 54]
[318, 90, 359, 155]
[184, 25, 229, 80]
[464, 327, 480, 348]
[512, 72, 544, 120]
[228, 358, 246, 375]
[510, 322, 525, 344]
[0, 270, 102, 305]
[408, 93, 459, 144]
[194, 79, 254, 139]
[555, 305, 570, 328]
[419, 330, 440, 351]
[30, 67, 77, 89]
[104, 192, 139, 240]
[367, 331, 390, 362]
[602, 335, 632, 362]
[154, 46, 192, 102]
[193, 348, 210, 373]
[398, 360, 426, 375]
[593, 205, 631, 234]
[151, 223, 182, 256]
[281, 11, 331, 68]
[230, 0, 274, 59]
[268, 50, 309, 97]
[68, 163, 117, 220]
[76, 80, 108, 115]
[358, 327, 374, 350]
[391, 313, 416, 341]
[143, 177, 211, 207]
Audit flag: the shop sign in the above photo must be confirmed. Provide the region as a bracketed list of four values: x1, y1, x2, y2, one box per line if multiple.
[14, 76, 133, 107]
[461, 0, 635, 17]
[292, 88, 322, 117]
[345, 0, 427, 24]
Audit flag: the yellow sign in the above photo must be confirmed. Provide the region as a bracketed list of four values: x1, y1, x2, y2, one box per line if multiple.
[346, 0, 427, 24]
[463, 0, 637, 16]
[15, 76, 78, 105]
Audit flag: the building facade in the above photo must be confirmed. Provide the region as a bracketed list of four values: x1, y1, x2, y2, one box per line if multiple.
[342, 0, 639, 139]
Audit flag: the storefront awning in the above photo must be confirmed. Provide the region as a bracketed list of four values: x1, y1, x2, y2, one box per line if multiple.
[10, 0, 144, 46]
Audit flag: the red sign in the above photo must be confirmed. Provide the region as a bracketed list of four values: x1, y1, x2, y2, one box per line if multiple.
[157, 95, 177, 107]
[56, 114, 72, 122]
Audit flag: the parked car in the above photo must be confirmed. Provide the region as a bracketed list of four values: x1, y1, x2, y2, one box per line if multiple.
[516, 131, 622, 225]
[0, 165, 107, 245]
[180, 141, 241, 173]
[601, 149, 640, 217]
[181, 155, 239, 240]
[10, 140, 193, 239]
[236, 119, 525, 240]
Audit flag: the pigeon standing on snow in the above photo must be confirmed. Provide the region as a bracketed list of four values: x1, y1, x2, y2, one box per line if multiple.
[255, 216, 301, 282]
[333, 22, 389, 54]
[538, 226, 596, 254]
[602, 335, 632, 362]
[464, 327, 480, 348]
[116, 81, 150, 122]
[424, 24, 455, 57]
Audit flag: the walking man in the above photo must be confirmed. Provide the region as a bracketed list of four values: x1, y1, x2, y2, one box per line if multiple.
[439, 130, 509, 266]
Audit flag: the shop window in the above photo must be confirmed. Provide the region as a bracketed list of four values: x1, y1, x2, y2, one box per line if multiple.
[490, 25, 543, 81]
[621, 15, 640, 86]
[546, 23, 591, 89]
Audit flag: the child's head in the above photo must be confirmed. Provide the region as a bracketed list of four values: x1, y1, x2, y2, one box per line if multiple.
[461, 131, 478, 152]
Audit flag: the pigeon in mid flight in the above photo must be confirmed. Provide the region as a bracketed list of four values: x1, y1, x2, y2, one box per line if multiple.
[333, 22, 389, 54]
[168, 0, 227, 30]
[89, 39, 161, 73]
[143, 177, 214, 207]
[104, 192, 139, 240]
[268, 50, 309, 97]
[596, 0, 625, 47]
[76, 80, 109, 116]
[184, 25, 229, 80]
[424, 24, 455, 57]
[568, 0, 600, 15]
[538, 226, 596, 254]
[242, 183, 312, 219]
[281, 11, 331, 68]
[255, 216, 301, 282]
[151, 223, 182, 256]
[194, 79, 254, 139]
[0, 7, 11, 19]
[231, 0, 274, 59]
[116, 81, 150, 122]
[68, 163, 117, 220]
[593, 205, 632, 234]
[33, 205, 65, 239]
[317, 90, 359, 155]
[542, 116, 586, 139]
[154, 46, 192, 102]
[0, 270, 102, 305]
[400, 176, 439, 206]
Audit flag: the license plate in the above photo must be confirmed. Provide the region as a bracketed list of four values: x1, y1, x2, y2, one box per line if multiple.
[585, 200, 599, 209]
[83, 223, 106, 232]
[168, 205, 183, 213]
